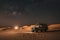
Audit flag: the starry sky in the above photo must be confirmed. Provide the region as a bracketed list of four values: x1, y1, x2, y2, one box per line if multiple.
[0, 0, 60, 26]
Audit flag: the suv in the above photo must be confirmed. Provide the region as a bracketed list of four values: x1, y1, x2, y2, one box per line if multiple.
[32, 24, 48, 32]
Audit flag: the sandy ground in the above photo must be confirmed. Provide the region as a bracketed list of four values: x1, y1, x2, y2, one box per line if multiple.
[0, 24, 60, 40]
[0, 29, 60, 40]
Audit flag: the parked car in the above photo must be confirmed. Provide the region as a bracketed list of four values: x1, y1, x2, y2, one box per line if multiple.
[32, 24, 48, 32]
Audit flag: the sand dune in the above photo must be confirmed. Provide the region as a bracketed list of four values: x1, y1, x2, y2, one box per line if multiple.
[48, 24, 60, 30]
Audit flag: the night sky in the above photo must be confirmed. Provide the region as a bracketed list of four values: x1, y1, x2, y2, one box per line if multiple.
[0, 0, 60, 26]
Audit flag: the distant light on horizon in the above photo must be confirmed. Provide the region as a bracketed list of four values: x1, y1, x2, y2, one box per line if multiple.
[14, 25, 19, 30]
